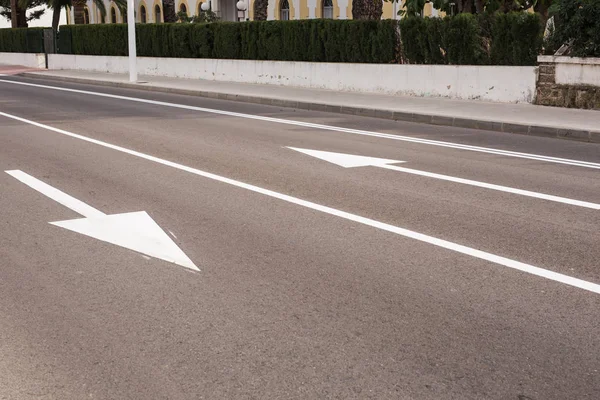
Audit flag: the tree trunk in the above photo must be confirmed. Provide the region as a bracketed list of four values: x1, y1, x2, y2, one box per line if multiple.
[72, 0, 86, 24]
[461, 0, 473, 14]
[474, 0, 484, 13]
[253, 0, 268, 20]
[162, 0, 177, 22]
[10, 0, 17, 27]
[535, 1, 550, 28]
[52, 6, 61, 30]
[16, 3, 27, 27]
[352, 0, 382, 20]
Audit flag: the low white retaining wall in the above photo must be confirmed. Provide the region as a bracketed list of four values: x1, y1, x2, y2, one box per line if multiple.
[49, 54, 537, 103]
[0, 52, 45, 69]
[538, 56, 600, 87]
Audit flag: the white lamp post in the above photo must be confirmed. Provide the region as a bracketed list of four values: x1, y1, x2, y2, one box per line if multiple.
[200, 1, 210, 11]
[127, 0, 137, 82]
[236, 0, 247, 21]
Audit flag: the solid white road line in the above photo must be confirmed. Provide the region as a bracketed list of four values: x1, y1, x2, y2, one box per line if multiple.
[287, 147, 600, 210]
[381, 164, 600, 210]
[1, 78, 599, 170]
[6, 169, 106, 218]
[1, 110, 599, 294]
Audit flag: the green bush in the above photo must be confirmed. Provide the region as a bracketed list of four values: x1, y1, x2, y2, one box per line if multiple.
[0, 27, 45, 53]
[551, 0, 600, 57]
[446, 14, 486, 65]
[400, 13, 543, 65]
[57, 19, 399, 63]
[56, 16, 542, 65]
[491, 13, 542, 66]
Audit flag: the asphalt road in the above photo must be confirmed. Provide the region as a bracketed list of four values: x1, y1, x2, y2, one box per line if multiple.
[0, 75, 599, 400]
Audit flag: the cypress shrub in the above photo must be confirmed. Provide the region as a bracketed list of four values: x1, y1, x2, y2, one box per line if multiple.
[491, 13, 542, 66]
[0, 27, 45, 53]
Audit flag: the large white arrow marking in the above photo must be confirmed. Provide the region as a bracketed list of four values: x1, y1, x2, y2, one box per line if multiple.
[287, 147, 600, 210]
[6, 170, 199, 271]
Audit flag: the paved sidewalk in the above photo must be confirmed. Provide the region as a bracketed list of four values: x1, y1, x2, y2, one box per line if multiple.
[13, 68, 600, 143]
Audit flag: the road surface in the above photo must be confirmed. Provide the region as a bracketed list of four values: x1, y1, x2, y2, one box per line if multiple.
[1, 75, 599, 399]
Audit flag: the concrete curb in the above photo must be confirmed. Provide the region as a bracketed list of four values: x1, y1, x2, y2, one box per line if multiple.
[19, 72, 600, 144]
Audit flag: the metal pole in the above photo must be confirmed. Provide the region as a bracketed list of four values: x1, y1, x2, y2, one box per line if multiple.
[127, 0, 137, 82]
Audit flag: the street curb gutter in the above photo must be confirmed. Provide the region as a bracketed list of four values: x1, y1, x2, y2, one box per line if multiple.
[19, 72, 600, 144]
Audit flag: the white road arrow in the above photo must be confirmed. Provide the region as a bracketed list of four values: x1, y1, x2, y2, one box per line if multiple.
[6, 170, 199, 271]
[287, 147, 600, 210]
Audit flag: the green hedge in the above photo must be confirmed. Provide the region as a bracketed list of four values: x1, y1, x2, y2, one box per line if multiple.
[59, 20, 398, 63]
[0, 27, 45, 53]
[490, 13, 542, 66]
[399, 13, 543, 65]
[57, 15, 542, 65]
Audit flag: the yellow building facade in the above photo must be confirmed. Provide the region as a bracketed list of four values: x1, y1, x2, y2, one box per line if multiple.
[66, 0, 440, 24]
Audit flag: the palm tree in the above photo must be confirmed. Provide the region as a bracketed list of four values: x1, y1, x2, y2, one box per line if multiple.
[352, 0, 382, 19]
[58, 0, 125, 25]
[162, 0, 176, 22]
[253, 0, 267, 20]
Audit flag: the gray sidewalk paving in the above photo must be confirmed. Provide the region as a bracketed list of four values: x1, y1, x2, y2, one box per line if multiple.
[13, 68, 600, 143]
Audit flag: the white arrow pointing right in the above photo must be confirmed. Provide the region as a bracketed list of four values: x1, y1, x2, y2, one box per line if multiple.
[287, 147, 600, 210]
[6, 170, 199, 271]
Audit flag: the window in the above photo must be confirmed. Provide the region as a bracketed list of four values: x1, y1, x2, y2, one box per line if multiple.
[179, 3, 187, 15]
[84, 8, 90, 24]
[140, 5, 147, 22]
[111, 7, 117, 23]
[280, 0, 289, 20]
[322, 0, 333, 18]
[155, 5, 162, 22]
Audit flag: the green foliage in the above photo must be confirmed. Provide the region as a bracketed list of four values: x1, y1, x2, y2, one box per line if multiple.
[58, 19, 399, 63]
[491, 13, 542, 66]
[446, 13, 485, 64]
[0, 27, 45, 52]
[59, 24, 128, 55]
[0, 0, 46, 25]
[399, 12, 543, 65]
[177, 10, 220, 23]
[550, 0, 600, 57]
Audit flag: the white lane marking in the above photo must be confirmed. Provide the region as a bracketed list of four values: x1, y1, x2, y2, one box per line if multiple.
[6, 169, 199, 271]
[1, 78, 599, 170]
[6, 170, 106, 218]
[286, 147, 600, 210]
[1, 112, 598, 294]
[383, 164, 600, 210]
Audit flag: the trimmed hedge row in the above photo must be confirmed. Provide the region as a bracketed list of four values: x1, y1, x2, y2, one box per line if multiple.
[56, 14, 543, 65]
[59, 20, 399, 63]
[0, 27, 45, 53]
[399, 13, 543, 66]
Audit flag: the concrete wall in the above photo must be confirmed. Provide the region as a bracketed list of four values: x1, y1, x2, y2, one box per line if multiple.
[0, 53, 46, 69]
[48, 54, 538, 103]
[539, 56, 600, 87]
[536, 56, 600, 109]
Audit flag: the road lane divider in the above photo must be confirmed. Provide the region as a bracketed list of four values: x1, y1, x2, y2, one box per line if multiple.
[1, 78, 599, 170]
[1, 110, 599, 295]
[287, 147, 600, 210]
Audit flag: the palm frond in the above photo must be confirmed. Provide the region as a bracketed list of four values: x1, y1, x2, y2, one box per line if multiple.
[93, 0, 106, 20]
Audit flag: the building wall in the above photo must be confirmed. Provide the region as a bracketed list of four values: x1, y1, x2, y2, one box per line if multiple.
[68, 0, 439, 23]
